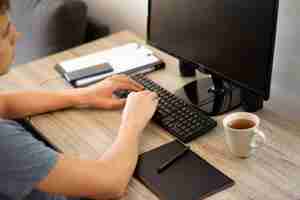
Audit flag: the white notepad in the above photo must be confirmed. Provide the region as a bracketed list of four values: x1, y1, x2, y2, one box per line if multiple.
[56, 43, 164, 87]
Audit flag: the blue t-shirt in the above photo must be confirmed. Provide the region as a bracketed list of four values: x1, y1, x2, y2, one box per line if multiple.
[0, 119, 70, 200]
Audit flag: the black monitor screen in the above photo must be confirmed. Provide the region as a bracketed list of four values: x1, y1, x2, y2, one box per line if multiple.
[148, 0, 278, 99]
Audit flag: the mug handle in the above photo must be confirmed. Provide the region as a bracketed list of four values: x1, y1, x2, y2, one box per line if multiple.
[251, 129, 266, 149]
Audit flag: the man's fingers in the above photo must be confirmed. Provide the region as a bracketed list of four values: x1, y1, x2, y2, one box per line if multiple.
[149, 91, 158, 98]
[149, 92, 159, 102]
[120, 78, 144, 90]
[102, 98, 126, 109]
[140, 90, 158, 98]
[111, 75, 144, 90]
[132, 91, 159, 102]
[113, 81, 143, 92]
[110, 99, 126, 109]
[139, 90, 152, 95]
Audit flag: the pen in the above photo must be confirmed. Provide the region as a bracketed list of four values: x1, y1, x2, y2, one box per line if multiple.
[157, 145, 190, 173]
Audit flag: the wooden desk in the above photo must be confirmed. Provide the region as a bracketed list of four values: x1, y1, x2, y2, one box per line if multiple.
[1, 31, 299, 200]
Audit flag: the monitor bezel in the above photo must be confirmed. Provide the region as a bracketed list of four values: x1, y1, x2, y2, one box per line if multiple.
[147, 0, 279, 100]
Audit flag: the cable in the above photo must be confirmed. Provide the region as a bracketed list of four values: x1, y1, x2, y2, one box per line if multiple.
[39, 76, 62, 87]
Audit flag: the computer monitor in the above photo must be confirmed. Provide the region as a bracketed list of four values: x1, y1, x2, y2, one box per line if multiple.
[147, 0, 279, 115]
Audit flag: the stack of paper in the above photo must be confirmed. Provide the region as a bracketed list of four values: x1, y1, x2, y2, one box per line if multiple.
[56, 43, 164, 87]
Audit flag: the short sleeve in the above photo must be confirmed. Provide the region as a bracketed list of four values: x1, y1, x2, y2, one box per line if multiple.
[0, 119, 58, 200]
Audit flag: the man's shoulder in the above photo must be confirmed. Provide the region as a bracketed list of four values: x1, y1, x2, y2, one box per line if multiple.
[0, 119, 24, 129]
[0, 119, 59, 200]
[0, 119, 31, 138]
[0, 119, 43, 155]
[0, 118, 57, 160]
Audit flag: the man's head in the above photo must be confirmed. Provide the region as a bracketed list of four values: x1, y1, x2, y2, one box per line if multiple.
[0, 0, 20, 75]
[0, 0, 9, 14]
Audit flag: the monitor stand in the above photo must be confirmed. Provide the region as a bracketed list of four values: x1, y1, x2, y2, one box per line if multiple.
[176, 60, 263, 116]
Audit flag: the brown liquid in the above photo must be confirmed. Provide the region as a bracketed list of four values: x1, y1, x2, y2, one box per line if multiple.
[229, 119, 256, 129]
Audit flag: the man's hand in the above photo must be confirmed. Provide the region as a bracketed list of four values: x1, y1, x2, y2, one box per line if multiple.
[120, 91, 159, 134]
[78, 75, 144, 109]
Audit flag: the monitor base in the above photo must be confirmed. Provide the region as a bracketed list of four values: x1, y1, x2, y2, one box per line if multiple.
[241, 90, 264, 112]
[179, 60, 197, 77]
[177, 60, 264, 115]
[175, 76, 241, 116]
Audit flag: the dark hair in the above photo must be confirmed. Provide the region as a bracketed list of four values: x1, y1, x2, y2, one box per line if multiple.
[0, 0, 10, 14]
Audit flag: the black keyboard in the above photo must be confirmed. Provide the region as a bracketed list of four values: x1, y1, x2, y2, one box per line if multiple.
[116, 74, 217, 143]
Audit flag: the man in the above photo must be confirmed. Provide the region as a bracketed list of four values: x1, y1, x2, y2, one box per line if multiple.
[0, 1, 159, 200]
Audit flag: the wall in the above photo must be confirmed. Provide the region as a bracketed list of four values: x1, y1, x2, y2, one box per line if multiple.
[272, 0, 300, 96]
[84, 0, 147, 38]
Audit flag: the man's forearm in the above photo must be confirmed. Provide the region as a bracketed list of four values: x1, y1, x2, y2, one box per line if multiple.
[36, 124, 141, 200]
[99, 124, 140, 192]
[0, 89, 85, 119]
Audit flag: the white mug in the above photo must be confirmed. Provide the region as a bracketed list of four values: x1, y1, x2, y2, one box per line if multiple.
[223, 112, 266, 158]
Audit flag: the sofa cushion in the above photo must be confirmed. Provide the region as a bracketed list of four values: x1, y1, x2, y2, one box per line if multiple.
[11, 0, 87, 65]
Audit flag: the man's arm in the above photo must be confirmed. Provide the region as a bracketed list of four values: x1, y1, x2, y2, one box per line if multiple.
[0, 75, 143, 119]
[36, 91, 158, 199]
[0, 89, 83, 119]
[37, 126, 139, 199]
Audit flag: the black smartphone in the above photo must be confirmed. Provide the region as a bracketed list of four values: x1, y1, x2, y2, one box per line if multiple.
[64, 63, 114, 82]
